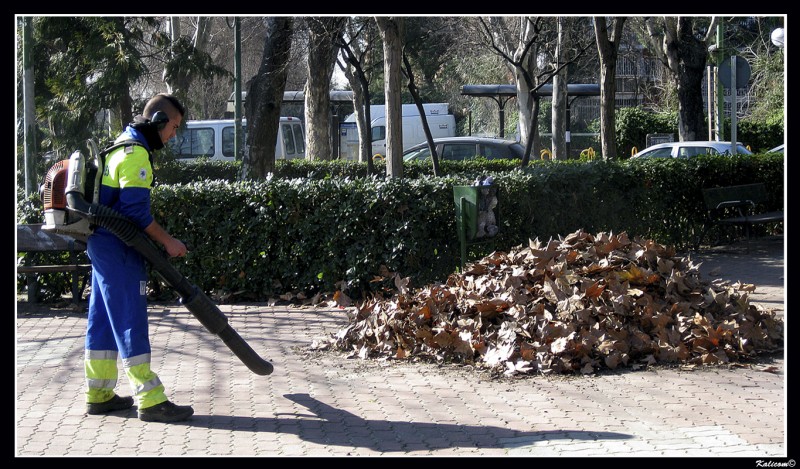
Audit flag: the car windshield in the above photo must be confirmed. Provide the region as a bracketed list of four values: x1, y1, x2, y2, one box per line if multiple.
[767, 145, 784, 153]
[639, 147, 674, 158]
[403, 146, 432, 161]
[506, 143, 526, 159]
[713, 144, 753, 155]
[678, 146, 719, 158]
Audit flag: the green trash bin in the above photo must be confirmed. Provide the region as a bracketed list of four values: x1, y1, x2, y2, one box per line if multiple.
[453, 181, 499, 271]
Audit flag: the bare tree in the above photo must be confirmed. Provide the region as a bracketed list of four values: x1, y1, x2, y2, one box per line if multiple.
[402, 53, 441, 176]
[400, 17, 463, 173]
[242, 17, 293, 180]
[375, 16, 405, 178]
[305, 16, 346, 161]
[642, 16, 719, 142]
[475, 17, 591, 165]
[163, 17, 210, 95]
[336, 17, 380, 174]
[594, 16, 627, 160]
[478, 16, 543, 164]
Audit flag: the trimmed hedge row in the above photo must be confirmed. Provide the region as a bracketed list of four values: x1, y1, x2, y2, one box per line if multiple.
[151, 154, 783, 301]
[17, 153, 784, 302]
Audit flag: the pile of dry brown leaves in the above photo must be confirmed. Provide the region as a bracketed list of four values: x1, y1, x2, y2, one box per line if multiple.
[316, 230, 783, 376]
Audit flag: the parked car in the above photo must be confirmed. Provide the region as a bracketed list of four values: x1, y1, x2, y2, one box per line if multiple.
[766, 144, 784, 154]
[402, 136, 526, 161]
[630, 141, 753, 159]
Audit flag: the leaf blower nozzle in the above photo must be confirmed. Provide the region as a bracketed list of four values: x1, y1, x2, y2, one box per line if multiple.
[180, 285, 273, 375]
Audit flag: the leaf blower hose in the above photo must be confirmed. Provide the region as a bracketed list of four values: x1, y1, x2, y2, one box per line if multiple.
[64, 149, 273, 376]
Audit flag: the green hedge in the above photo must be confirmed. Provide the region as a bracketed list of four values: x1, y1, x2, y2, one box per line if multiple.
[17, 153, 784, 302]
[153, 156, 529, 184]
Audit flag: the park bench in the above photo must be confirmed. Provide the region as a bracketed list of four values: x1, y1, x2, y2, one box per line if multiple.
[16, 223, 91, 303]
[700, 183, 784, 248]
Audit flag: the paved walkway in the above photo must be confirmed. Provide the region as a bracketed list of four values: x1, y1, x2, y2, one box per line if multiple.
[15, 236, 787, 458]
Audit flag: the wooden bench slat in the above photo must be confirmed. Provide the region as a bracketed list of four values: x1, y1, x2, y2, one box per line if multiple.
[17, 223, 87, 252]
[17, 223, 90, 303]
[17, 265, 92, 274]
[717, 210, 784, 225]
[699, 183, 783, 249]
[702, 183, 769, 209]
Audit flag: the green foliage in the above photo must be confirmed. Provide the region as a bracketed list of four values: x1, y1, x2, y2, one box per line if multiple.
[154, 157, 241, 185]
[31, 17, 159, 153]
[739, 18, 785, 124]
[16, 186, 43, 224]
[151, 176, 466, 300]
[720, 117, 784, 153]
[161, 35, 232, 86]
[614, 107, 678, 158]
[153, 157, 530, 185]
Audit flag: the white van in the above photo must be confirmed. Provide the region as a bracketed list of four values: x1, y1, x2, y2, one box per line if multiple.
[339, 103, 456, 160]
[366, 114, 456, 158]
[169, 117, 306, 162]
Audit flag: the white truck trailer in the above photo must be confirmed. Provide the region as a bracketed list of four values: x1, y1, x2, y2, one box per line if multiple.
[339, 103, 456, 160]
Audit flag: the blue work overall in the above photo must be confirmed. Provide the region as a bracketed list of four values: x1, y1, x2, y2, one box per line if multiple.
[84, 129, 168, 410]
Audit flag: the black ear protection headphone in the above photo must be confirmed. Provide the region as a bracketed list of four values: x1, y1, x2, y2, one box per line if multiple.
[129, 110, 170, 151]
[150, 111, 169, 131]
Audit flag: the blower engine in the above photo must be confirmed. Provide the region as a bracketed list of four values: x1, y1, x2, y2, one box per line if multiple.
[40, 140, 273, 376]
[41, 140, 102, 242]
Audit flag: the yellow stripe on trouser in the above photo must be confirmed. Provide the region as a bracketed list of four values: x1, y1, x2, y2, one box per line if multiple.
[85, 351, 167, 409]
[123, 355, 167, 410]
[85, 350, 119, 404]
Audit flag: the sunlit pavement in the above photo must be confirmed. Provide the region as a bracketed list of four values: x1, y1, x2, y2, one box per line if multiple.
[16, 236, 786, 458]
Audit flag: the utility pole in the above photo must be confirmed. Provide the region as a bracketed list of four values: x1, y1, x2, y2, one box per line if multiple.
[23, 17, 37, 197]
[233, 17, 243, 162]
[715, 22, 725, 142]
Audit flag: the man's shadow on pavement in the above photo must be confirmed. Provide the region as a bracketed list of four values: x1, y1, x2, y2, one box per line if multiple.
[173, 393, 633, 452]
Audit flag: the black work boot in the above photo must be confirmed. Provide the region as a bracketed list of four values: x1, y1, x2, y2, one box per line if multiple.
[138, 400, 194, 423]
[86, 394, 134, 415]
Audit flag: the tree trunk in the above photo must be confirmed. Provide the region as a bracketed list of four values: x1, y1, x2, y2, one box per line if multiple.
[117, 93, 134, 130]
[376, 17, 405, 179]
[551, 17, 567, 160]
[483, 16, 551, 166]
[358, 76, 374, 171]
[644, 16, 717, 142]
[164, 16, 181, 95]
[674, 19, 709, 141]
[243, 17, 293, 180]
[306, 17, 345, 161]
[594, 16, 625, 160]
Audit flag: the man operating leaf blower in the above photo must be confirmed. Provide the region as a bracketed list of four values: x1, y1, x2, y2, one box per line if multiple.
[41, 93, 273, 423]
[85, 93, 196, 422]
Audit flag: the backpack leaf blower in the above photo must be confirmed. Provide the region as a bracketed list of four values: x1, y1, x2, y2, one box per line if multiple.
[41, 139, 273, 376]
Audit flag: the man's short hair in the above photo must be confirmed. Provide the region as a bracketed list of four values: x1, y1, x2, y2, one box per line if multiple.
[143, 93, 186, 119]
